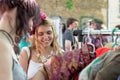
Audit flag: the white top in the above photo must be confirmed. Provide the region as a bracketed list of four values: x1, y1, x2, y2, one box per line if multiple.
[21, 47, 43, 80]
[27, 60, 43, 79]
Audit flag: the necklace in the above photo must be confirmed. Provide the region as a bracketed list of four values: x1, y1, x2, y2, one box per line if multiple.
[40, 53, 53, 63]
[36, 50, 54, 63]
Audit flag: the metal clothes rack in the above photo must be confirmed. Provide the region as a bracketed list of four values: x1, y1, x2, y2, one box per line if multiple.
[82, 30, 120, 35]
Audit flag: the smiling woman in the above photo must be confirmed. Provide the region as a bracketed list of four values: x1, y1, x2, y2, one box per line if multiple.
[19, 12, 63, 80]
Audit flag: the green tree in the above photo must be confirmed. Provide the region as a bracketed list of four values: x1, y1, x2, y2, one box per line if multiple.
[65, 0, 74, 10]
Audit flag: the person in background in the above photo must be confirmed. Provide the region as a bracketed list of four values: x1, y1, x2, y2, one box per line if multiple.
[0, 0, 40, 80]
[88, 18, 108, 49]
[115, 24, 120, 29]
[61, 23, 66, 34]
[19, 13, 63, 80]
[19, 33, 31, 51]
[63, 17, 79, 51]
[89, 18, 103, 30]
[73, 30, 84, 50]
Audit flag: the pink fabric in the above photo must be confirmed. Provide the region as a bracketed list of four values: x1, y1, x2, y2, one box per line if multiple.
[45, 48, 91, 80]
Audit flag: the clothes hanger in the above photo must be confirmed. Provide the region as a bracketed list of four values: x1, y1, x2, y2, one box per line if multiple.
[86, 28, 95, 54]
[112, 28, 120, 48]
[99, 30, 104, 47]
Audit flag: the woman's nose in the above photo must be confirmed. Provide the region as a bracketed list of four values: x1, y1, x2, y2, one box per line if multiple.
[43, 33, 48, 39]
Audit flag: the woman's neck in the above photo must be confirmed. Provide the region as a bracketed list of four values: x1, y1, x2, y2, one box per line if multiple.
[0, 11, 16, 40]
[40, 46, 54, 56]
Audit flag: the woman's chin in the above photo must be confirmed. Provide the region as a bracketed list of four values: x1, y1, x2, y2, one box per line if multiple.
[43, 45, 50, 48]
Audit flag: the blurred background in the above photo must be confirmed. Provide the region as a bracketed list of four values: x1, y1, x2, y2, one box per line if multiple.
[37, 0, 120, 29]
[37, 0, 120, 47]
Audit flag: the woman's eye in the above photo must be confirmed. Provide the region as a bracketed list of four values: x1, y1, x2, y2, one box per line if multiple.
[38, 33, 43, 36]
[47, 31, 52, 34]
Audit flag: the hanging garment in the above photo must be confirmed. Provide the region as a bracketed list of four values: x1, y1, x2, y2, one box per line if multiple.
[95, 49, 120, 80]
[78, 51, 111, 80]
[44, 44, 91, 80]
[84, 35, 108, 50]
[96, 47, 110, 58]
[89, 51, 111, 80]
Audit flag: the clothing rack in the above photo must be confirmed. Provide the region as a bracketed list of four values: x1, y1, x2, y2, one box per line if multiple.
[82, 30, 120, 35]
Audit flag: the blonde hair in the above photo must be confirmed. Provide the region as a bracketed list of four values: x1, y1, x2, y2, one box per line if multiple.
[31, 18, 63, 54]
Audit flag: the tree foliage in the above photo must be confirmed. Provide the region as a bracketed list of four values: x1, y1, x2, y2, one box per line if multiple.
[65, 0, 107, 10]
[65, 0, 74, 10]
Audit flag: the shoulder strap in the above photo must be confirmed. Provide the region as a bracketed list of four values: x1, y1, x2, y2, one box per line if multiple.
[0, 29, 13, 45]
[28, 47, 32, 65]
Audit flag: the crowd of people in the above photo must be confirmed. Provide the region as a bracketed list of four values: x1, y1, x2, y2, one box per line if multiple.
[0, 0, 120, 80]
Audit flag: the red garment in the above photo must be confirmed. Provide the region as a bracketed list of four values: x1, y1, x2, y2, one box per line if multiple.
[96, 47, 110, 58]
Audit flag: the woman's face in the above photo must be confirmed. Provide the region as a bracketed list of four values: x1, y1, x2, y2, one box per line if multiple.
[37, 25, 54, 48]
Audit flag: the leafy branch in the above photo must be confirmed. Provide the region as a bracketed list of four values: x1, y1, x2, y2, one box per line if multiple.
[65, 0, 74, 10]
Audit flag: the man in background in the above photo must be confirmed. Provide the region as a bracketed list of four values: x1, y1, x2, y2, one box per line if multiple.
[63, 17, 78, 51]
